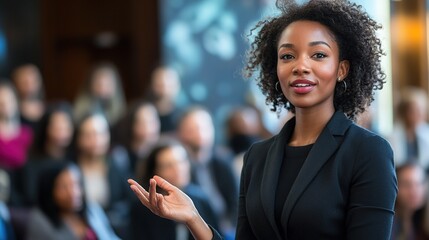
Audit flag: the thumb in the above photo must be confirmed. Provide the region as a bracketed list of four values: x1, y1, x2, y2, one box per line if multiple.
[153, 175, 178, 193]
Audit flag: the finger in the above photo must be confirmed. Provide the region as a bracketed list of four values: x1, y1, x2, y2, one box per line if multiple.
[156, 194, 168, 215]
[128, 179, 149, 199]
[153, 175, 178, 193]
[149, 178, 158, 207]
[130, 185, 150, 206]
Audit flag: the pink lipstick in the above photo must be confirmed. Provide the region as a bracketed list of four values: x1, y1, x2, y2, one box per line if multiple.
[290, 79, 316, 94]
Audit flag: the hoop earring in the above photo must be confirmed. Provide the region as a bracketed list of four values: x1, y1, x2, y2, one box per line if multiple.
[275, 82, 281, 92]
[337, 78, 347, 94]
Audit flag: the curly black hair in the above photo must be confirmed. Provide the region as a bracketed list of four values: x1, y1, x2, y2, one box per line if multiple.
[244, 0, 385, 120]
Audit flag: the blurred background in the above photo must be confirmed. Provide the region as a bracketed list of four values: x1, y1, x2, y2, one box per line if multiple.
[2, 0, 422, 136]
[0, 0, 429, 239]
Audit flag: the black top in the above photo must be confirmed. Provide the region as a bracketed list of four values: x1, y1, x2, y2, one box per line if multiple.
[235, 111, 397, 240]
[275, 144, 313, 238]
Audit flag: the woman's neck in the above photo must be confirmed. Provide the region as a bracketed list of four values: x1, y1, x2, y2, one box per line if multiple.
[0, 117, 19, 139]
[289, 107, 335, 146]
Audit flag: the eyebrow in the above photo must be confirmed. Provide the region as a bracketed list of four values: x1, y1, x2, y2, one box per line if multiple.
[278, 41, 332, 50]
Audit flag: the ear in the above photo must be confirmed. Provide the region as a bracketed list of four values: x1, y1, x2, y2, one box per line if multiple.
[338, 60, 350, 80]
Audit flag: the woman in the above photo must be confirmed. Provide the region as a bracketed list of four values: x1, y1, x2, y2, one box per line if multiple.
[128, 0, 397, 239]
[29, 101, 74, 161]
[75, 112, 130, 238]
[11, 64, 46, 132]
[130, 140, 218, 240]
[0, 81, 33, 170]
[391, 164, 428, 240]
[388, 87, 429, 170]
[120, 101, 161, 177]
[26, 162, 119, 240]
[23, 102, 75, 205]
[73, 62, 126, 128]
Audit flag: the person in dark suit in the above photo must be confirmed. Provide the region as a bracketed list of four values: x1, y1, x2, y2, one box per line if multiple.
[176, 106, 238, 236]
[127, 0, 397, 239]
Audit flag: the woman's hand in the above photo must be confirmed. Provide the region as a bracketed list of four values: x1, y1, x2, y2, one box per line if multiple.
[128, 176, 214, 240]
[128, 176, 197, 223]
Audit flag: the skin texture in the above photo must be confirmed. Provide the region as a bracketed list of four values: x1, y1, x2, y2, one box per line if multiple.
[277, 20, 349, 146]
[128, 177, 212, 240]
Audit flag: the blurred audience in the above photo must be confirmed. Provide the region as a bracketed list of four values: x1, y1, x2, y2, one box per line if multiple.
[0, 169, 15, 240]
[11, 64, 45, 132]
[391, 163, 429, 240]
[26, 162, 119, 240]
[73, 62, 126, 128]
[0, 81, 33, 170]
[29, 102, 74, 161]
[147, 66, 183, 133]
[177, 106, 238, 237]
[389, 87, 429, 170]
[120, 101, 160, 177]
[74, 112, 130, 238]
[130, 139, 218, 240]
[22, 102, 75, 205]
[225, 106, 263, 177]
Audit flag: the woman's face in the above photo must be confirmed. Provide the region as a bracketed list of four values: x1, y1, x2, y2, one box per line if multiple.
[133, 105, 160, 143]
[155, 146, 190, 189]
[277, 20, 349, 113]
[397, 166, 427, 212]
[47, 112, 73, 148]
[0, 87, 18, 119]
[77, 115, 110, 158]
[53, 168, 83, 212]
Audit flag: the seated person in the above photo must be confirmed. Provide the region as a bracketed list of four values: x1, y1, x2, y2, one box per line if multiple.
[391, 163, 429, 239]
[26, 162, 119, 240]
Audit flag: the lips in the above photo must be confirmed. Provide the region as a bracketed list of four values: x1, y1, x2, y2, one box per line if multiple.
[290, 79, 316, 94]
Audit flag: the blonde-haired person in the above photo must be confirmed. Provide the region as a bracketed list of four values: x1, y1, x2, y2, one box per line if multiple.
[73, 62, 126, 128]
[389, 87, 429, 170]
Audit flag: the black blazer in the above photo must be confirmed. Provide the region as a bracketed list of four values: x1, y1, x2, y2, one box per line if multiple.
[235, 111, 397, 240]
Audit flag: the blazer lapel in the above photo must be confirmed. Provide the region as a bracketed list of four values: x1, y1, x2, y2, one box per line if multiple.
[280, 111, 352, 237]
[260, 117, 295, 240]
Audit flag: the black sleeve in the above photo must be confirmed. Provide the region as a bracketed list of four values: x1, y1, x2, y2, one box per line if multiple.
[235, 146, 258, 240]
[346, 135, 398, 240]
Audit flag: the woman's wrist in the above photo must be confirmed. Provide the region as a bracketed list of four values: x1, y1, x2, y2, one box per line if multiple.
[185, 210, 213, 240]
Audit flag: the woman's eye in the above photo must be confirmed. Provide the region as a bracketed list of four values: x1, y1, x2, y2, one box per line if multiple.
[313, 52, 327, 59]
[280, 54, 294, 60]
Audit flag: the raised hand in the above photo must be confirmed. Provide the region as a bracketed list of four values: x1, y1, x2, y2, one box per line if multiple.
[128, 176, 197, 223]
[128, 176, 214, 240]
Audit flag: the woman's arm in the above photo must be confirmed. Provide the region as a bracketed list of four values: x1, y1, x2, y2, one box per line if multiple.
[128, 176, 215, 240]
[346, 135, 398, 240]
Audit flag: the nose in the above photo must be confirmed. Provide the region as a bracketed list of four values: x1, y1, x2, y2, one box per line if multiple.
[292, 56, 310, 75]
